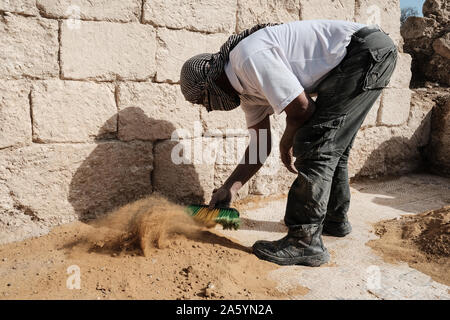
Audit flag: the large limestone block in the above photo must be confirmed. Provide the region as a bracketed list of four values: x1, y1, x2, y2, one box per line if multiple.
[427, 97, 450, 176]
[249, 163, 294, 196]
[153, 139, 217, 204]
[0, 180, 51, 244]
[362, 95, 381, 127]
[300, 0, 355, 21]
[118, 82, 201, 141]
[156, 28, 227, 83]
[61, 21, 156, 81]
[236, 0, 301, 32]
[31, 80, 117, 143]
[406, 91, 434, 148]
[349, 92, 433, 178]
[349, 126, 394, 177]
[143, 0, 236, 33]
[201, 107, 248, 136]
[249, 114, 295, 196]
[379, 88, 412, 126]
[36, 0, 141, 22]
[213, 134, 250, 199]
[1, 176, 52, 244]
[388, 53, 412, 89]
[355, 0, 402, 47]
[0, 141, 153, 222]
[214, 135, 249, 166]
[0, 81, 32, 149]
[0, 15, 58, 79]
[0, 0, 38, 15]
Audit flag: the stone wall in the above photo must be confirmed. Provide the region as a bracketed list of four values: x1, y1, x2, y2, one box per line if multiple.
[0, 0, 423, 243]
[401, 0, 449, 86]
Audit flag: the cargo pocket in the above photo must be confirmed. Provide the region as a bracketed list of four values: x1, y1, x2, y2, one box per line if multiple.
[293, 115, 347, 160]
[363, 46, 398, 90]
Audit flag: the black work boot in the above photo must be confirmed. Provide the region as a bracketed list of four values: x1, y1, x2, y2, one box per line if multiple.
[323, 219, 352, 237]
[252, 224, 330, 267]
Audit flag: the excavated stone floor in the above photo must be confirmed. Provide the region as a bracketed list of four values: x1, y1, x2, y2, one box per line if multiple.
[222, 173, 450, 300]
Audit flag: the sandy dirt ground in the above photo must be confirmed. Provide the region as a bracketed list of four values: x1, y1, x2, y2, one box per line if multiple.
[0, 195, 308, 300]
[368, 206, 450, 286]
[0, 174, 449, 300]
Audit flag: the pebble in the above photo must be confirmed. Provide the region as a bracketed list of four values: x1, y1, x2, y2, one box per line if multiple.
[203, 282, 216, 298]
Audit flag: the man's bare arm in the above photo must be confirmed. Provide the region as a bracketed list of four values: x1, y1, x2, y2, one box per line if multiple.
[208, 115, 272, 208]
[280, 92, 316, 173]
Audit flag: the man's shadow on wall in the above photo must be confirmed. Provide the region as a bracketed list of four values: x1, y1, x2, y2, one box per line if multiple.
[67, 107, 204, 221]
[67, 107, 250, 253]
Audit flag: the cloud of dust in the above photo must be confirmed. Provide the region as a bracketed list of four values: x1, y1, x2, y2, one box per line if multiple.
[85, 194, 201, 256]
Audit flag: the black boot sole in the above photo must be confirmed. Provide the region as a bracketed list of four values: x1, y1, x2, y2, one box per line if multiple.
[252, 248, 330, 267]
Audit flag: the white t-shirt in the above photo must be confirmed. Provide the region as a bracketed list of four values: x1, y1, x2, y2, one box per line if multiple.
[225, 20, 366, 127]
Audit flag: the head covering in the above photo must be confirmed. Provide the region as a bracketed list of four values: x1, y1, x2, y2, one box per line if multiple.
[180, 23, 280, 112]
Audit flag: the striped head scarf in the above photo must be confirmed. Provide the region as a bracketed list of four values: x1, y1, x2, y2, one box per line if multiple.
[180, 23, 280, 112]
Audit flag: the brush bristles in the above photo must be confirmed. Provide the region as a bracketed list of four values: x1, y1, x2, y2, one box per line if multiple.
[186, 205, 240, 230]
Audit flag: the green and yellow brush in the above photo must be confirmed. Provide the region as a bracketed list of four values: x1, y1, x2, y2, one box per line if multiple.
[186, 204, 240, 230]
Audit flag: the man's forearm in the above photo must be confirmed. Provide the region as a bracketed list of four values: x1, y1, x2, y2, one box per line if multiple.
[223, 146, 266, 192]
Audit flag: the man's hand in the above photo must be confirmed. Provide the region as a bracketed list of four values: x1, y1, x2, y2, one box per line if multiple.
[280, 132, 297, 174]
[208, 187, 235, 209]
[281, 92, 316, 173]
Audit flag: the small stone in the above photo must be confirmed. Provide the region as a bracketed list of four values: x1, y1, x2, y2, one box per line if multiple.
[182, 266, 194, 275]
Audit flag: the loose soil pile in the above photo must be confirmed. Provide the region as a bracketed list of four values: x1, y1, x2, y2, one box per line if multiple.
[0, 194, 307, 299]
[368, 206, 450, 286]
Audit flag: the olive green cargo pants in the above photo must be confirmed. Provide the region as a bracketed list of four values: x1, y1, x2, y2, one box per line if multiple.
[285, 27, 398, 227]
